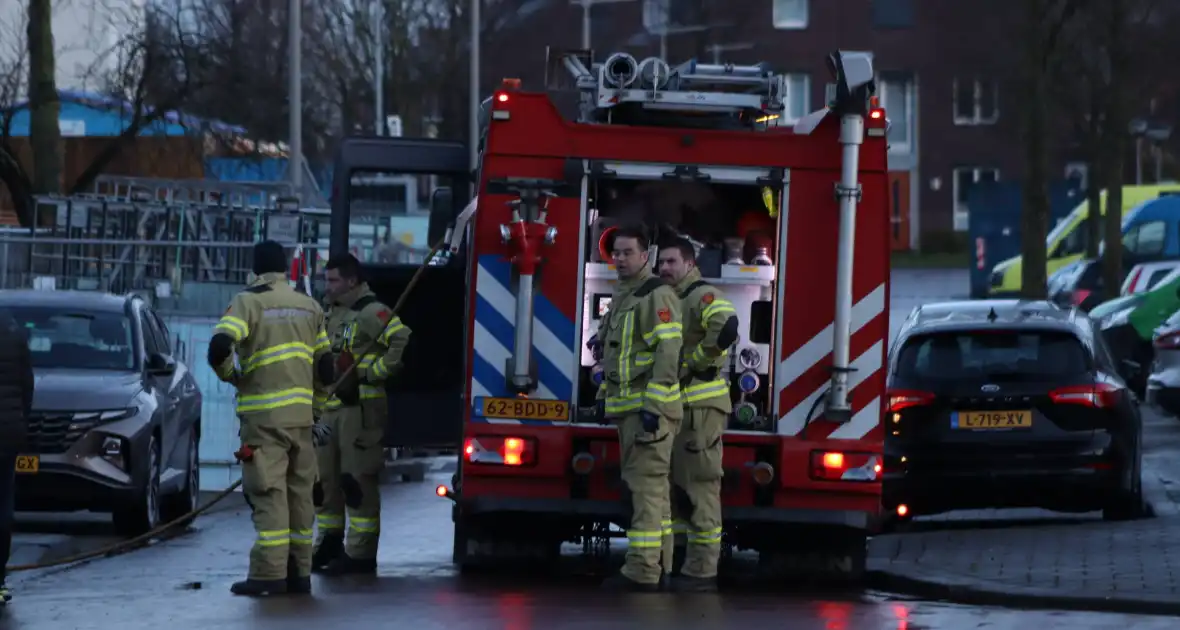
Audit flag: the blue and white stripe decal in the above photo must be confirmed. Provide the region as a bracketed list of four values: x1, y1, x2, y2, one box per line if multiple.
[471, 255, 576, 417]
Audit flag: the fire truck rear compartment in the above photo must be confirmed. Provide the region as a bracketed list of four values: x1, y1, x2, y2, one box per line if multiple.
[451, 424, 873, 579]
[581, 178, 779, 432]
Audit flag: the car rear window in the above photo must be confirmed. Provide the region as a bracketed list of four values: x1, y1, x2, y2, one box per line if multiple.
[896, 330, 1090, 381]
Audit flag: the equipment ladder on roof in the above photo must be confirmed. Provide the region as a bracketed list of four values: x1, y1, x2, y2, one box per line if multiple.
[549, 49, 786, 122]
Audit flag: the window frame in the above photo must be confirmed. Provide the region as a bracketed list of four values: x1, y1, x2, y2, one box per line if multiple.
[782, 73, 810, 123]
[149, 309, 173, 354]
[138, 307, 164, 357]
[772, 0, 809, 30]
[951, 166, 1001, 231]
[952, 78, 999, 125]
[877, 74, 914, 153]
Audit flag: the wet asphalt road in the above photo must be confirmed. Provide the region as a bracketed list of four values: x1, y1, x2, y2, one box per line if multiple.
[2, 470, 1178, 630]
[6, 269, 1175, 628]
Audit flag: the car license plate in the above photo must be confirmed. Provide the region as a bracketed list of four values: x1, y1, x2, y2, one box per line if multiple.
[952, 410, 1032, 430]
[475, 397, 570, 422]
[15, 455, 38, 474]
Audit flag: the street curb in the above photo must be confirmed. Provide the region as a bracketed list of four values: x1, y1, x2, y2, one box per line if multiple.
[866, 563, 1180, 617]
[867, 456, 1178, 616]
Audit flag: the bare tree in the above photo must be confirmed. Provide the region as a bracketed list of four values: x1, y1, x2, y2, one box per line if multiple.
[1019, 0, 1088, 299]
[66, 2, 213, 194]
[27, 0, 62, 196]
[0, 1, 210, 224]
[0, 8, 33, 225]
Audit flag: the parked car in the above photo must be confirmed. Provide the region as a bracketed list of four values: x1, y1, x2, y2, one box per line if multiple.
[1091, 265, 1180, 397]
[1146, 308, 1180, 416]
[1049, 258, 1105, 311]
[989, 185, 1180, 296]
[886, 300, 1143, 523]
[1121, 260, 1180, 296]
[3, 290, 203, 536]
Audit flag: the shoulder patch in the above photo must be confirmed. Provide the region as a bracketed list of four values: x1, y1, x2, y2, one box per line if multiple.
[701, 292, 715, 305]
[376, 309, 391, 323]
[658, 308, 672, 323]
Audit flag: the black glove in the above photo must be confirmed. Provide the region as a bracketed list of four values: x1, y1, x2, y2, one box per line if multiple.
[640, 410, 660, 434]
[596, 400, 608, 425]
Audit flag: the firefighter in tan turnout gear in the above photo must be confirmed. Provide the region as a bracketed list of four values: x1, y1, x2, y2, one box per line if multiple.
[593, 225, 684, 592]
[311, 254, 411, 575]
[207, 241, 334, 597]
[657, 237, 739, 592]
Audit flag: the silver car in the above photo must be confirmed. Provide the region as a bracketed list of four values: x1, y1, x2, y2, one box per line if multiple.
[1146, 309, 1180, 415]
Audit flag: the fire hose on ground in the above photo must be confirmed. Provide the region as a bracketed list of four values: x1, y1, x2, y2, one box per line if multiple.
[6, 236, 451, 573]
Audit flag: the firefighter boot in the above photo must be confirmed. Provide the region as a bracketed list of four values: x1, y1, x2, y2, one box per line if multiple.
[320, 554, 378, 576]
[287, 554, 312, 594]
[311, 533, 344, 572]
[230, 578, 288, 597]
[600, 572, 662, 593]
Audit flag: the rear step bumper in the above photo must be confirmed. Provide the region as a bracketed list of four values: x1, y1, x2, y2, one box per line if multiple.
[460, 496, 870, 531]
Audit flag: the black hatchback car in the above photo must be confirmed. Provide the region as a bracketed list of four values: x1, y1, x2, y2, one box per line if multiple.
[884, 300, 1143, 523]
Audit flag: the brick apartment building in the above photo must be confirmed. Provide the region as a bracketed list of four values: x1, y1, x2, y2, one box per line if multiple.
[479, 0, 1103, 251]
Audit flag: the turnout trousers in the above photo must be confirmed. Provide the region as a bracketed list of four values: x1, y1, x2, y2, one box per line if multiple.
[615, 412, 678, 585]
[671, 407, 726, 578]
[239, 413, 318, 581]
[314, 401, 385, 559]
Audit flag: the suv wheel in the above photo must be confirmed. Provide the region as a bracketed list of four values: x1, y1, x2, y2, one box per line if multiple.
[161, 427, 200, 527]
[113, 435, 162, 537]
[1103, 450, 1144, 521]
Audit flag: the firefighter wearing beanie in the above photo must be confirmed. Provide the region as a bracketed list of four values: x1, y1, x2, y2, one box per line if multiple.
[207, 241, 335, 597]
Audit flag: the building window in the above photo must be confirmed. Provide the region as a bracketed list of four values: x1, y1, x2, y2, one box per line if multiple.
[773, 0, 808, 30]
[643, 0, 703, 33]
[952, 167, 1000, 231]
[953, 79, 999, 125]
[781, 74, 810, 122]
[879, 74, 914, 153]
[872, 0, 913, 28]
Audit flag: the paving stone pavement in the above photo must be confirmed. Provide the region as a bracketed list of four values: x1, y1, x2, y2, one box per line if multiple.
[867, 407, 1180, 615]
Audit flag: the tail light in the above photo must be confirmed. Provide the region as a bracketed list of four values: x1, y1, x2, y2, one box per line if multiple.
[464, 436, 537, 466]
[1071, 289, 1091, 306]
[887, 389, 935, 412]
[809, 451, 881, 482]
[1155, 332, 1180, 349]
[1048, 383, 1123, 408]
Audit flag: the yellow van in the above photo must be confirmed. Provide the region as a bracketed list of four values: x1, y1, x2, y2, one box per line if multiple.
[989, 185, 1180, 296]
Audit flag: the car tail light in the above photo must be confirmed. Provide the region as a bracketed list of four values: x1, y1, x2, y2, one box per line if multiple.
[809, 451, 881, 482]
[464, 436, 536, 466]
[1071, 289, 1092, 306]
[1155, 332, 1180, 349]
[887, 389, 935, 412]
[1048, 383, 1123, 408]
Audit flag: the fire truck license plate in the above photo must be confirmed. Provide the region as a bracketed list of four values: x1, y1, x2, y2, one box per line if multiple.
[477, 397, 570, 422]
[15, 455, 39, 474]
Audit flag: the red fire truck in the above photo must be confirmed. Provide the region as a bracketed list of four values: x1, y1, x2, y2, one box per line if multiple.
[330, 49, 890, 580]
